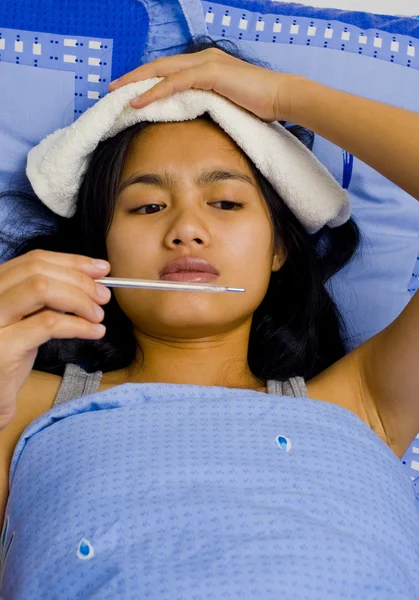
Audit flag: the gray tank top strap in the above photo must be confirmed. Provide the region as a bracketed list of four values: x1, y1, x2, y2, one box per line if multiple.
[266, 376, 308, 398]
[53, 363, 308, 407]
[53, 363, 103, 407]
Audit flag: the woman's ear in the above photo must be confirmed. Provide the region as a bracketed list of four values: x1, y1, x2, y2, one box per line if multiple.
[271, 248, 287, 272]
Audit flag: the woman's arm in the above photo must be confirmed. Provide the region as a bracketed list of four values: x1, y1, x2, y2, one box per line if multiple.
[289, 77, 419, 457]
[289, 76, 419, 201]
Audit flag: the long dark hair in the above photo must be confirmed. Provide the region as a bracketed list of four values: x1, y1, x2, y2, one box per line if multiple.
[0, 35, 360, 381]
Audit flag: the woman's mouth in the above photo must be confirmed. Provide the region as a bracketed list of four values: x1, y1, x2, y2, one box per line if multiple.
[159, 272, 219, 283]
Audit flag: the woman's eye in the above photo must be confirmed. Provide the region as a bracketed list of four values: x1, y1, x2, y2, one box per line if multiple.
[211, 201, 243, 210]
[131, 201, 243, 214]
[131, 204, 164, 215]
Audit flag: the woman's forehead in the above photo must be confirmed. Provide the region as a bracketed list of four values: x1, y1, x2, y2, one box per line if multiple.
[129, 118, 244, 158]
[123, 118, 254, 178]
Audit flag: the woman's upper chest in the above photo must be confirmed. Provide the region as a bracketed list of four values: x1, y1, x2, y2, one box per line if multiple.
[98, 367, 391, 453]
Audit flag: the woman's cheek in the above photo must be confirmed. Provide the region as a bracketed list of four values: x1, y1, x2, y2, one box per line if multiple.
[106, 223, 151, 276]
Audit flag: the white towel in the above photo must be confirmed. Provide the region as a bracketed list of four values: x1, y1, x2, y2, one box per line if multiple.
[26, 77, 351, 234]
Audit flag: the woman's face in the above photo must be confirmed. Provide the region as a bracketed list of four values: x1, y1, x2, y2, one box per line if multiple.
[106, 118, 285, 340]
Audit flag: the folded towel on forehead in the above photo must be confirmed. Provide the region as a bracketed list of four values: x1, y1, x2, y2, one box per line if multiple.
[26, 77, 351, 234]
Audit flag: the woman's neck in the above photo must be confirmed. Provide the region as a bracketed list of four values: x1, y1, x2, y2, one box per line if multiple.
[104, 325, 267, 391]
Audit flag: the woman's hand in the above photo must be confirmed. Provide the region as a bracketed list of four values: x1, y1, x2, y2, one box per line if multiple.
[0, 250, 111, 429]
[108, 47, 300, 123]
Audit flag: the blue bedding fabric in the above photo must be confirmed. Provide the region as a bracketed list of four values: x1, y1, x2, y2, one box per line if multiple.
[1, 383, 419, 599]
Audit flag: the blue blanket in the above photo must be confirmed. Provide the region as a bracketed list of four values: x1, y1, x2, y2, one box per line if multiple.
[1, 383, 419, 598]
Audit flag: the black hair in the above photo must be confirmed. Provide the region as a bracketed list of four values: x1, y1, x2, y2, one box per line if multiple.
[0, 35, 360, 381]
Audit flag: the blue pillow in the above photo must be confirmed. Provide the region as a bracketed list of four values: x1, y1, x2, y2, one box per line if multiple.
[1, 0, 419, 471]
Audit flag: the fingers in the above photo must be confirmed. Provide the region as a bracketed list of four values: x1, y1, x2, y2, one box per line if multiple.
[0, 253, 111, 311]
[108, 48, 223, 91]
[106, 48, 278, 121]
[0, 249, 112, 328]
[0, 274, 108, 328]
[129, 64, 220, 108]
[0, 249, 110, 280]
[10, 311, 107, 357]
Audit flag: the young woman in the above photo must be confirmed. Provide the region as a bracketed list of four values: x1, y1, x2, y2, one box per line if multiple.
[0, 36, 418, 597]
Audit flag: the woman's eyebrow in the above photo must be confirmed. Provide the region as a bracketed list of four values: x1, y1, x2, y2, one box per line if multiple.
[118, 168, 257, 193]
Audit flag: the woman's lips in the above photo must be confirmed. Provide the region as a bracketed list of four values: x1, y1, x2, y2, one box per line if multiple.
[159, 271, 219, 283]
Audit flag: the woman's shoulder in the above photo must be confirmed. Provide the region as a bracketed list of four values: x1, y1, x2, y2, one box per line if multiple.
[0, 369, 63, 524]
[16, 369, 62, 422]
[0, 369, 63, 457]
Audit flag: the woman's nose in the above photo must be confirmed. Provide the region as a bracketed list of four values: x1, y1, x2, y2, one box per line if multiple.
[172, 236, 204, 246]
[164, 207, 211, 248]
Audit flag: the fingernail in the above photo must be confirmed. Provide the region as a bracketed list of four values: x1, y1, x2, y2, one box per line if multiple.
[110, 78, 121, 88]
[93, 260, 110, 270]
[93, 324, 106, 335]
[96, 283, 111, 299]
[95, 304, 105, 319]
[131, 97, 146, 108]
